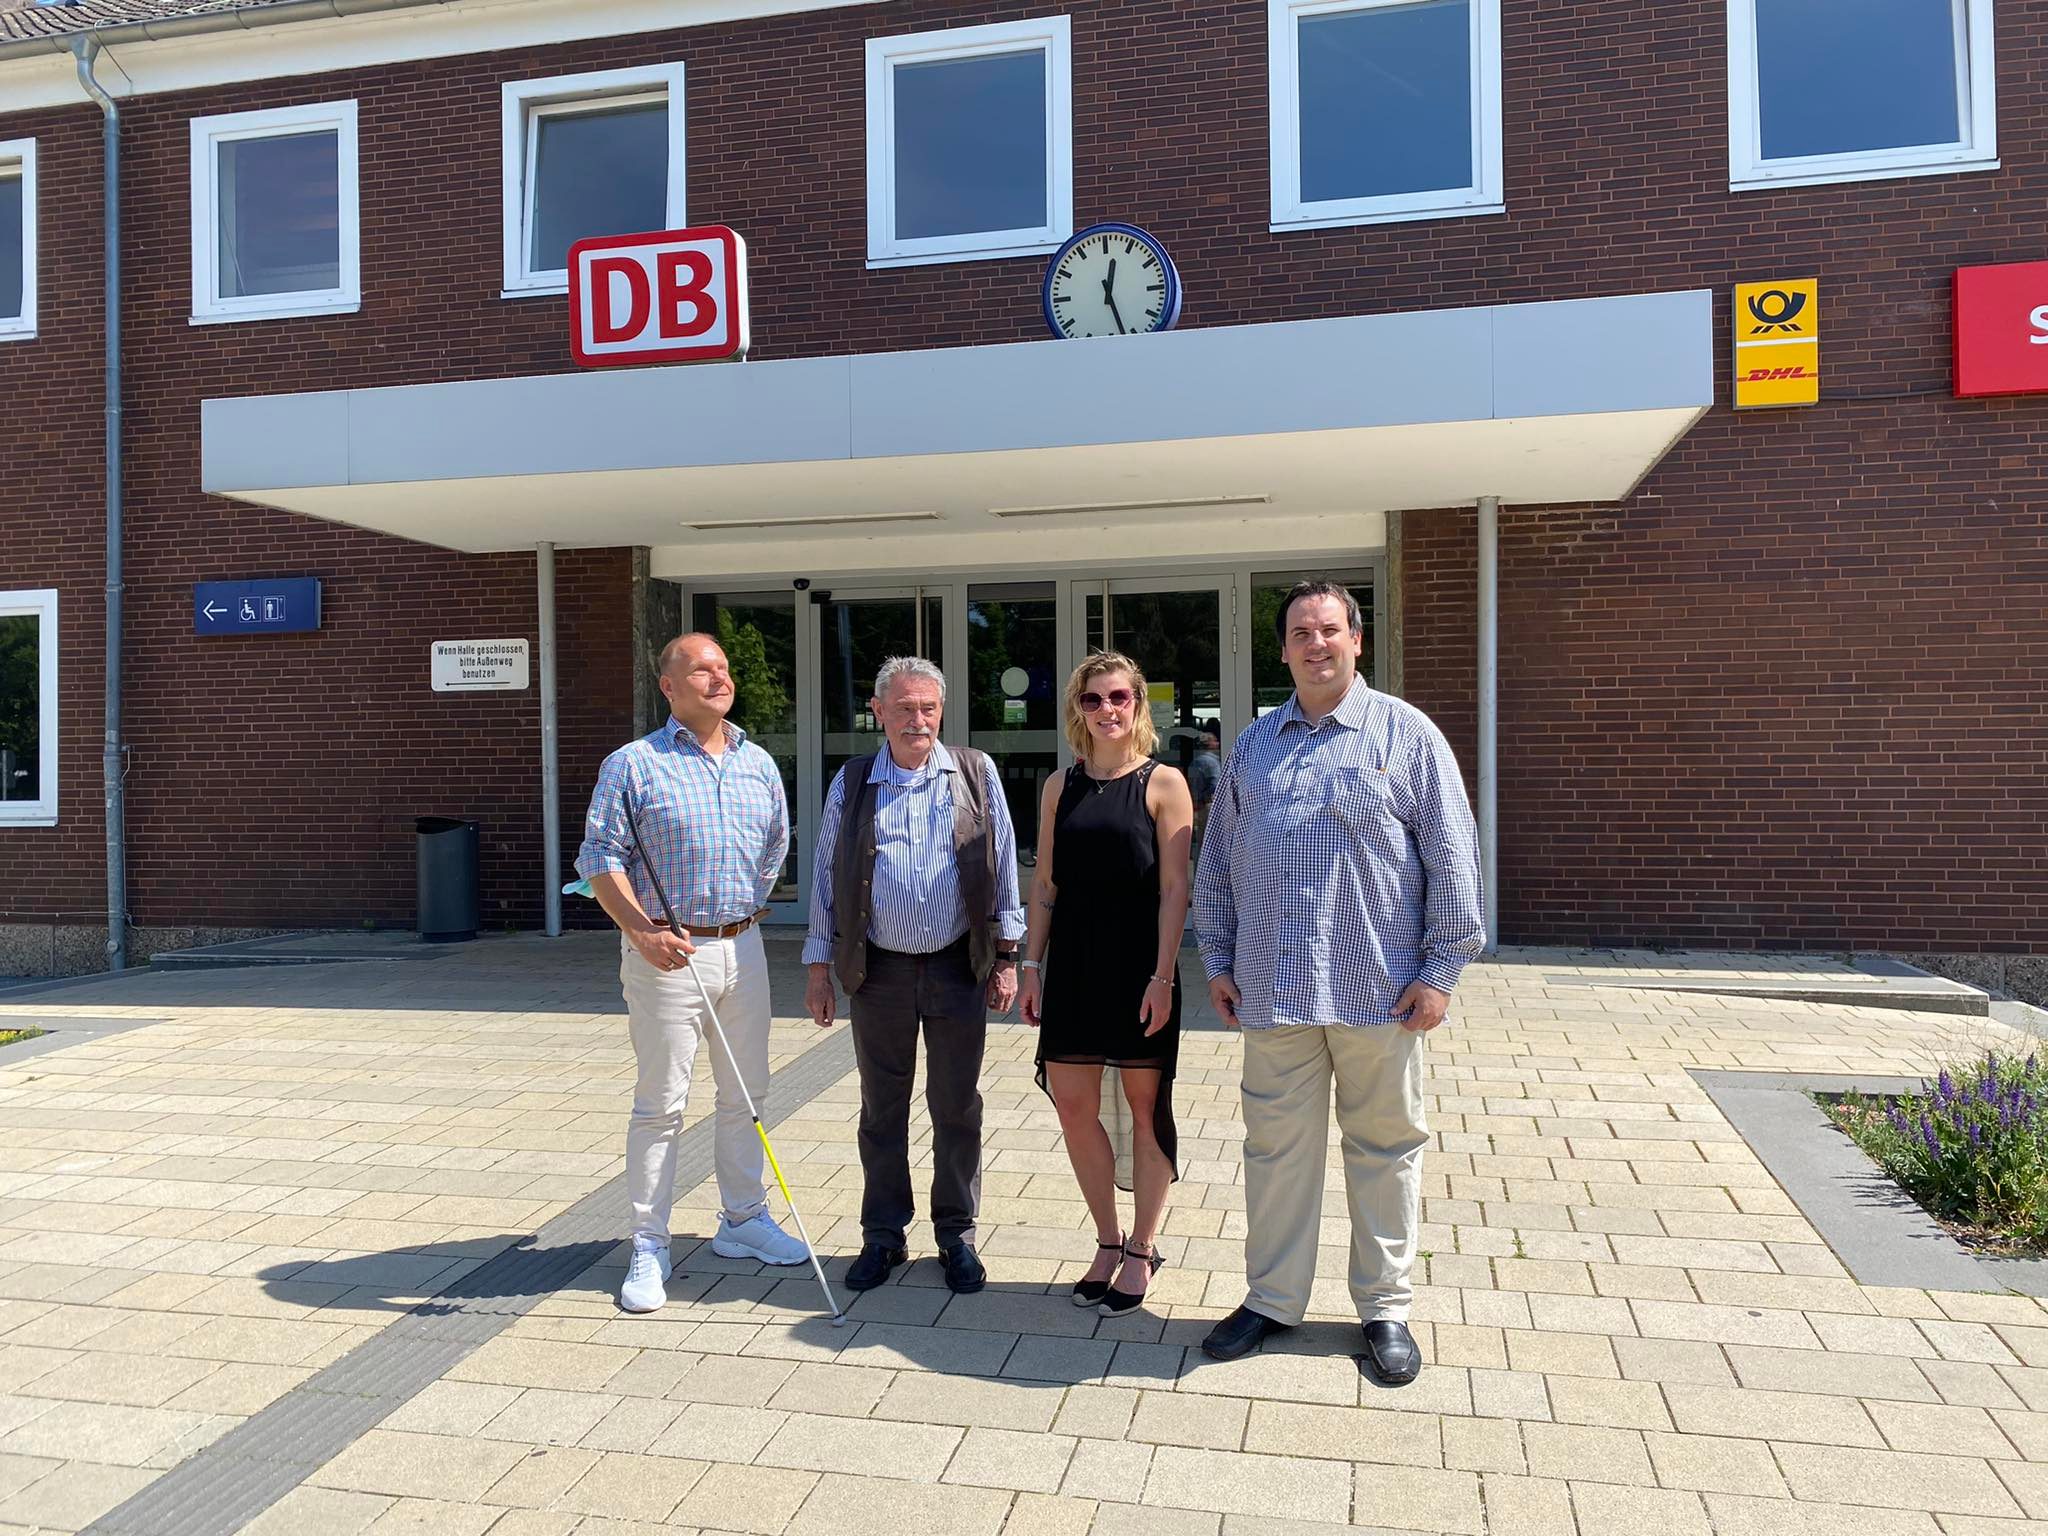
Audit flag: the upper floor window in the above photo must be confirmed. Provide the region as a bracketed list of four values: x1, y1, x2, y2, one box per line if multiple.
[865, 16, 1073, 267]
[501, 63, 686, 296]
[1730, 0, 1997, 189]
[1268, 0, 1503, 230]
[189, 101, 359, 324]
[0, 139, 35, 341]
[0, 589, 57, 827]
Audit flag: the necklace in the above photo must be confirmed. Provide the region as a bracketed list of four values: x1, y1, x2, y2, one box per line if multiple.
[1083, 756, 1145, 793]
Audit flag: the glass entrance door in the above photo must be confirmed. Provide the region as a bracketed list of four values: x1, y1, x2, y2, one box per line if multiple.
[1070, 577, 1235, 875]
[965, 582, 1060, 870]
[690, 591, 800, 902]
[1073, 578, 1232, 762]
[819, 589, 944, 797]
[673, 562, 1378, 926]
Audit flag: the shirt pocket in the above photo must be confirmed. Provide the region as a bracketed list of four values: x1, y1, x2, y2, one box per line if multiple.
[1323, 767, 1403, 840]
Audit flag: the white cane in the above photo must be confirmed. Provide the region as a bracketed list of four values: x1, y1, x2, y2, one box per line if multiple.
[622, 800, 848, 1326]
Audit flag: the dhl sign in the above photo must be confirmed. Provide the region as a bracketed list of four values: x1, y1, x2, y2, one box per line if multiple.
[1732, 279, 1820, 409]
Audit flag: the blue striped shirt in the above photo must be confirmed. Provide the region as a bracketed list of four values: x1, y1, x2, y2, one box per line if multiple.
[1194, 679, 1485, 1028]
[577, 717, 789, 927]
[802, 741, 1026, 962]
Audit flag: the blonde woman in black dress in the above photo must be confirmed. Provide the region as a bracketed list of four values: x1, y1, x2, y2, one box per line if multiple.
[1018, 652, 1194, 1316]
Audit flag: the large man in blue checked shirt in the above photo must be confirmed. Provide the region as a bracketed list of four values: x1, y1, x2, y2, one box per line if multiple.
[1194, 582, 1484, 1384]
[578, 633, 809, 1315]
[803, 655, 1026, 1296]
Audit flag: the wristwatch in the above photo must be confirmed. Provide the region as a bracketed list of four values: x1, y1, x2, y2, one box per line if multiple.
[994, 946, 1019, 964]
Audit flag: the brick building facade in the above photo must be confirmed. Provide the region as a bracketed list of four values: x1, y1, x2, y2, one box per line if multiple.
[1, 0, 2042, 980]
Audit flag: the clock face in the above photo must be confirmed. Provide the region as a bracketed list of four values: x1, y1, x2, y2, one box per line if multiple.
[1045, 226, 1179, 339]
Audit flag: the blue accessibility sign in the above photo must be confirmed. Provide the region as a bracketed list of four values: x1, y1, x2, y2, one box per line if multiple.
[194, 578, 322, 636]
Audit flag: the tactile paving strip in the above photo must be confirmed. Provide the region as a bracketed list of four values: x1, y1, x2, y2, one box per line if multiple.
[81, 1024, 858, 1536]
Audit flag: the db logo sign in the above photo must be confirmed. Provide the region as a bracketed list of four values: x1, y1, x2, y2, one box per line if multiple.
[568, 226, 749, 368]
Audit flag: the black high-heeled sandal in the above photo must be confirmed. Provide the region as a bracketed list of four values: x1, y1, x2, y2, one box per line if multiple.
[1071, 1234, 1125, 1307]
[1098, 1240, 1165, 1316]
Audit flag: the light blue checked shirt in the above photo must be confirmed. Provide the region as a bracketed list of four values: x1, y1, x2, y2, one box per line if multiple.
[1194, 679, 1485, 1029]
[577, 717, 789, 927]
[802, 741, 1026, 962]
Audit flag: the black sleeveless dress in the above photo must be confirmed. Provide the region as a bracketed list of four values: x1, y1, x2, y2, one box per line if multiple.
[1036, 761, 1180, 1186]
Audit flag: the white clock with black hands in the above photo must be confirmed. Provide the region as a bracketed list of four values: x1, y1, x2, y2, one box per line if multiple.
[1043, 223, 1183, 339]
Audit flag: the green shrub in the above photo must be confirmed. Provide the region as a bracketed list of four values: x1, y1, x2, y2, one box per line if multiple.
[1828, 1050, 2048, 1250]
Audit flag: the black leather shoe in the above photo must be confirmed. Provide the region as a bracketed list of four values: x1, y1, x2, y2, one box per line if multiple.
[1200, 1303, 1292, 1361]
[844, 1243, 907, 1292]
[938, 1241, 986, 1294]
[1361, 1320, 1422, 1385]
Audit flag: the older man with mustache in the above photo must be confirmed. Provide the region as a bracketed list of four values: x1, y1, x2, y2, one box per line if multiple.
[804, 655, 1025, 1295]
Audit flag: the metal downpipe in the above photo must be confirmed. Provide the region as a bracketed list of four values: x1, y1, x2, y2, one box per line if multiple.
[72, 40, 126, 971]
[1477, 495, 1498, 956]
[538, 543, 561, 937]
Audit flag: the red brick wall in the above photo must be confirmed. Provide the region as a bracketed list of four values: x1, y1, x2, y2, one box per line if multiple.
[3, 0, 2045, 945]
[1406, 406, 2048, 952]
[0, 110, 634, 933]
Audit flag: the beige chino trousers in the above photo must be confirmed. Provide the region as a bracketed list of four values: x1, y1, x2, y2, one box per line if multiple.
[619, 926, 772, 1243]
[1240, 1022, 1427, 1326]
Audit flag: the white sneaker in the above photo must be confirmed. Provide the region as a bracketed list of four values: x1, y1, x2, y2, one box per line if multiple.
[712, 1212, 809, 1266]
[619, 1238, 672, 1312]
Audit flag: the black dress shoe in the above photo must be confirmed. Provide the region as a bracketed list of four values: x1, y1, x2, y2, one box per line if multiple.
[938, 1241, 986, 1294]
[1361, 1320, 1422, 1385]
[1200, 1303, 1292, 1361]
[844, 1243, 907, 1291]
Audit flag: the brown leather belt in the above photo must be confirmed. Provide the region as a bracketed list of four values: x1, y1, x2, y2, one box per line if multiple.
[684, 909, 769, 939]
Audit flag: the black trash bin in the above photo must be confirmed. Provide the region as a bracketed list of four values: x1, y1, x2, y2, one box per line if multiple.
[416, 816, 479, 943]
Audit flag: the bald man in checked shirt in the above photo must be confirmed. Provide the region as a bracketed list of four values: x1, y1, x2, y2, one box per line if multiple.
[1194, 582, 1484, 1385]
[579, 633, 809, 1316]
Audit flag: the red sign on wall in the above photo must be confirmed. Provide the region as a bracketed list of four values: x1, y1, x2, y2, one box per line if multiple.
[1953, 260, 2048, 398]
[568, 226, 749, 368]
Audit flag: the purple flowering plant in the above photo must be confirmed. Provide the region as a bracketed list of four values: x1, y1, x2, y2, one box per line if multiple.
[1827, 1049, 2048, 1251]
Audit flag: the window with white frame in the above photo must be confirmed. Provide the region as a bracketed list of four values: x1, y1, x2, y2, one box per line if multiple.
[865, 16, 1072, 267]
[1269, 0, 1502, 230]
[190, 101, 359, 323]
[1730, 0, 1996, 189]
[501, 63, 686, 296]
[0, 139, 35, 340]
[0, 589, 57, 826]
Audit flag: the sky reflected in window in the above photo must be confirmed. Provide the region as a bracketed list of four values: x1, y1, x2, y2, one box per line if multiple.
[531, 101, 669, 273]
[893, 49, 1047, 239]
[217, 131, 340, 298]
[1757, 0, 1961, 160]
[1298, 0, 1473, 203]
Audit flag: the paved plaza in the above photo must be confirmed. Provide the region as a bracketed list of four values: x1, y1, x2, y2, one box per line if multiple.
[0, 935, 2045, 1535]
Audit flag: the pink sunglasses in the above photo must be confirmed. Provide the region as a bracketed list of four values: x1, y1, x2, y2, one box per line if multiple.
[1078, 689, 1137, 712]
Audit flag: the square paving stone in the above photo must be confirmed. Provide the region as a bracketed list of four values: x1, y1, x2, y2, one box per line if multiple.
[786, 1470, 1013, 1536]
[943, 1426, 1079, 1493]
[1144, 1444, 1352, 1524]
[308, 1429, 530, 1502]
[755, 1409, 964, 1481]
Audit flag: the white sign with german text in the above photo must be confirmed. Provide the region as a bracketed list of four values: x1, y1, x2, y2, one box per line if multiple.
[432, 639, 530, 692]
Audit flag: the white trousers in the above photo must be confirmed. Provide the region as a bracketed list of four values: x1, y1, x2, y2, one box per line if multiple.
[1241, 1022, 1427, 1325]
[619, 926, 772, 1242]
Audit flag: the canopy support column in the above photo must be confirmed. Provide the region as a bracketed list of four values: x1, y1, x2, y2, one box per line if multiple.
[538, 542, 562, 938]
[1477, 496, 1499, 955]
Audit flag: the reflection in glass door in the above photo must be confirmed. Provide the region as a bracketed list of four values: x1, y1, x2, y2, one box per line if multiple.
[1082, 585, 1227, 765]
[1250, 569, 1376, 717]
[819, 590, 943, 799]
[966, 583, 1059, 867]
[1077, 580, 1230, 876]
[691, 592, 800, 901]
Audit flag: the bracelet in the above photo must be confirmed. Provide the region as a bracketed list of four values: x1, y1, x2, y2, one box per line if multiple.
[1148, 973, 1174, 987]
[1018, 959, 1044, 973]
